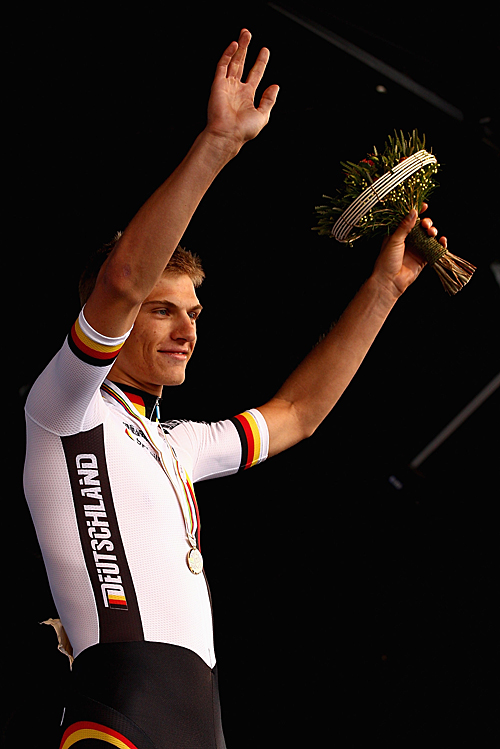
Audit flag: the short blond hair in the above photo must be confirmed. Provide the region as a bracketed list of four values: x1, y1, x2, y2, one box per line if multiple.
[79, 231, 205, 306]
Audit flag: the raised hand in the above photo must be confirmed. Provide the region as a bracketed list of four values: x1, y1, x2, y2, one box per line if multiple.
[206, 29, 279, 152]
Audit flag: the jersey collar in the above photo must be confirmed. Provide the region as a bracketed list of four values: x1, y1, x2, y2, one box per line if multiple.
[109, 381, 161, 421]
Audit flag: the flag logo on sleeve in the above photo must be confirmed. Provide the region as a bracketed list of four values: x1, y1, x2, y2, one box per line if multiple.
[229, 411, 264, 471]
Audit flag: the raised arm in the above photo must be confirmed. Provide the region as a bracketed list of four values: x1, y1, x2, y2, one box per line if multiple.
[259, 207, 444, 457]
[84, 29, 278, 339]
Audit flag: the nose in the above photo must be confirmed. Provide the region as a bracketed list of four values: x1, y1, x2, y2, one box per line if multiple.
[172, 312, 196, 342]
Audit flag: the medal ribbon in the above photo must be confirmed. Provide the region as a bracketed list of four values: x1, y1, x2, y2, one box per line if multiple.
[100, 380, 201, 550]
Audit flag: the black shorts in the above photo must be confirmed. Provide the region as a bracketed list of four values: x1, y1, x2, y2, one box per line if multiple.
[59, 641, 227, 749]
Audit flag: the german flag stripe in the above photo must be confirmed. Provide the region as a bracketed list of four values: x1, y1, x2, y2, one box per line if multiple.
[60, 720, 139, 748]
[230, 411, 262, 471]
[108, 595, 127, 605]
[126, 392, 146, 417]
[67, 316, 126, 367]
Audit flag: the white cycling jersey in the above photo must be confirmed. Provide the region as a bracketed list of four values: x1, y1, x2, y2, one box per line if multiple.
[24, 308, 268, 669]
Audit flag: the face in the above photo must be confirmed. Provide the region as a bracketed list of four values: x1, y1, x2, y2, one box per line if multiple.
[110, 272, 202, 395]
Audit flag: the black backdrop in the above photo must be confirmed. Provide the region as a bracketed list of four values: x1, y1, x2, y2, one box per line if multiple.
[8, 3, 499, 746]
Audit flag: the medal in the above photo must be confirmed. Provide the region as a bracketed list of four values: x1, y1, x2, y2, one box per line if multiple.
[187, 547, 204, 575]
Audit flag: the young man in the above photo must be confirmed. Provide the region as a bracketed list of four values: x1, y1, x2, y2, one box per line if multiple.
[24, 29, 444, 749]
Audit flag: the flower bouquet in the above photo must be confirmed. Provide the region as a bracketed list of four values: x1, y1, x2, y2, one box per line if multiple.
[313, 130, 475, 294]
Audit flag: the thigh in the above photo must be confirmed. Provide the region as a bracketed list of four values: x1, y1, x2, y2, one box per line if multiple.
[59, 642, 226, 749]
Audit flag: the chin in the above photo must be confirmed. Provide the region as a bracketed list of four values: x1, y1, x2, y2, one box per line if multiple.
[162, 372, 187, 387]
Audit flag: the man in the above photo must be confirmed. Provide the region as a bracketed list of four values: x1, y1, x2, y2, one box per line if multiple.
[24, 29, 444, 749]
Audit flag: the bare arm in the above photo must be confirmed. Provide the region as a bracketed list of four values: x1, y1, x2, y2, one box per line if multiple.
[259, 207, 444, 457]
[84, 30, 279, 338]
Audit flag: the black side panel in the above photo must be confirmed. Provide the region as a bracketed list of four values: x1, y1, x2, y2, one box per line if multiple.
[62, 425, 144, 644]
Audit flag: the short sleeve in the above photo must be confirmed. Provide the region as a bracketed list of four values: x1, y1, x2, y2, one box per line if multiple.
[165, 408, 269, 484]
[25, 308, 132, 436]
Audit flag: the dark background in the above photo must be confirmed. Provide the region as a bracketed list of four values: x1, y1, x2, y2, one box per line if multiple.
[8, 2, 499, 746]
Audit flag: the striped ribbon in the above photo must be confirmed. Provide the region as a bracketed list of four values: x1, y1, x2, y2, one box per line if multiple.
[100, 381, 201, 550]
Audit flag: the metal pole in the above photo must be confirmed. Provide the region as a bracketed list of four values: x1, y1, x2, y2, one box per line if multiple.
[409, 371, 500, 469]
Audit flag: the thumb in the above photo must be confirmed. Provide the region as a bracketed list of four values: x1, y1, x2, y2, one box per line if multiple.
[392, 209, 418, 242]
[257, 84, 280, 119]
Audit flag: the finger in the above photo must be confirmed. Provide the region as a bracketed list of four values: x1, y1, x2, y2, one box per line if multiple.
[392, 209, 418, 242]
[420, 217, 438, 238]
[257, 84, 280, 119]
[214, 41, 239, 81]
[227, 29, 251, 80]
[380, 209, 417, 253]
[245, 46, 271, 90]
[419, 202, 429, 214]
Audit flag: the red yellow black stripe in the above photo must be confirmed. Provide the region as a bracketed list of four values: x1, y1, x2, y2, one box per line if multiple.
[125, 391, 146, 417]
[229, 411, 262, 471]
[68, 317, 125, 367]
[60, 720, 139, 748]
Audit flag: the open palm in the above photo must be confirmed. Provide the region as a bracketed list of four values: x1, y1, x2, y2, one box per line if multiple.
[207, 30, 279, 149]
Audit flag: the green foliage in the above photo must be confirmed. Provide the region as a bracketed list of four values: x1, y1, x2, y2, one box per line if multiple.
[314, 130, 439, 245]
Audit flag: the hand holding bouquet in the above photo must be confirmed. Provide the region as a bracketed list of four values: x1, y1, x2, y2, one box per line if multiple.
[314, 131, 475, 294]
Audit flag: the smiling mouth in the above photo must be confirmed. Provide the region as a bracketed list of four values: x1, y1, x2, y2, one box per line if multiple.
[159, 350, 189, 360]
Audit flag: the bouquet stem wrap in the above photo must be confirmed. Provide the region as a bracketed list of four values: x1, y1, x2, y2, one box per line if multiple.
[408, 219, 476, 295]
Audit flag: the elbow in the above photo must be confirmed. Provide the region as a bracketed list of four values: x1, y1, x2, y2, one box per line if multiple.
[300, 420, 319, 442]
[97, 252, 145, 308]
[293, 404, 320, 443]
